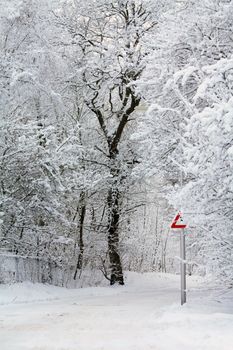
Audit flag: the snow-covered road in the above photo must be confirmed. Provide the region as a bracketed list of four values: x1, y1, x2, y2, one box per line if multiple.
[0, 273, 233, 350]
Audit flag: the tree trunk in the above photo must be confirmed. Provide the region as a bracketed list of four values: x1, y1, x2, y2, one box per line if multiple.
[107, 188, 124, 285]
[74, 191, 86, 280]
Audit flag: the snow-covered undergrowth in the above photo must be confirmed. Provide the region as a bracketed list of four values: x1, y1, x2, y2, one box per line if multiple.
[0, 272, 233, 350]
[0, 272, 206, 305]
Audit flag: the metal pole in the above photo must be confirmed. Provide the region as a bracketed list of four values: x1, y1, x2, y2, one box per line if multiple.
[180, 228, 186, 305]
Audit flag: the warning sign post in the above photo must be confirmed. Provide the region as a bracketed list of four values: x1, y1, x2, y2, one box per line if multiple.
[171, 212, 187, 305]
[180, 228, 186, 305]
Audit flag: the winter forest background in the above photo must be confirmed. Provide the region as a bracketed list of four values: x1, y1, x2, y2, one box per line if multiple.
[0, 0, 232, 288]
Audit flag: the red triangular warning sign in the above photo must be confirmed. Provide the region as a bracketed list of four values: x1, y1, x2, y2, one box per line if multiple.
[171, 212, 187, 229]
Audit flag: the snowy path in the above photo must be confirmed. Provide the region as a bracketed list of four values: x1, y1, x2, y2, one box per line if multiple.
[0, 273, 233, 350]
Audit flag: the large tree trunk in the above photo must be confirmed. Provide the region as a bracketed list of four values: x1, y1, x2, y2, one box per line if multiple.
[107, 187, 124, 285]
[74, 191, 86, 280]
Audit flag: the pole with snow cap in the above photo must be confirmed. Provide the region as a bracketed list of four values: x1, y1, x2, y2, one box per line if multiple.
[171, 212, 187, 305]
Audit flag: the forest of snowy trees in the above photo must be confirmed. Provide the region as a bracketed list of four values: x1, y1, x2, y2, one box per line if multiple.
[0, 0, 233, 287]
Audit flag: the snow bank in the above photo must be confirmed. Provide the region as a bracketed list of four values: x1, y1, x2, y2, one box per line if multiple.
[0, 282, 66, 305]
[0, 273, 233, 350]
[0, 272, 215, 305]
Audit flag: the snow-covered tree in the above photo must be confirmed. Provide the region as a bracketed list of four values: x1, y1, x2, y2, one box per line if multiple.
[174, 57, 233, 285]
[0, 0, 84, 279]
[1, 0, 169, 285]
[139, 0, 233, 284]
[57, 0, 159, 284]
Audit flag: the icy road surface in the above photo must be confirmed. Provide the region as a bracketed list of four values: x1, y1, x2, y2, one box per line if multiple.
[0, 273, 233, 350]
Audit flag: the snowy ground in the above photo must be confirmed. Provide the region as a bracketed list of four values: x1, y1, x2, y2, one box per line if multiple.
[0, 273, 233, 350]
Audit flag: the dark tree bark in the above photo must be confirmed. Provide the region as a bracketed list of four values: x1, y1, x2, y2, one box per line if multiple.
[74, 191, 86, 280]
[88, 91, 140, 285]
[105, 93, 140, 285]
[107, 187, 124, 285]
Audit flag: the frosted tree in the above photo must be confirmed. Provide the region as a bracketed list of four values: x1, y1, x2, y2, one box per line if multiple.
[0, 0, 86, 279]
[174, 57, 233, 284]
[139, 0, 233, 283]
[55, 0, 159, 284]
